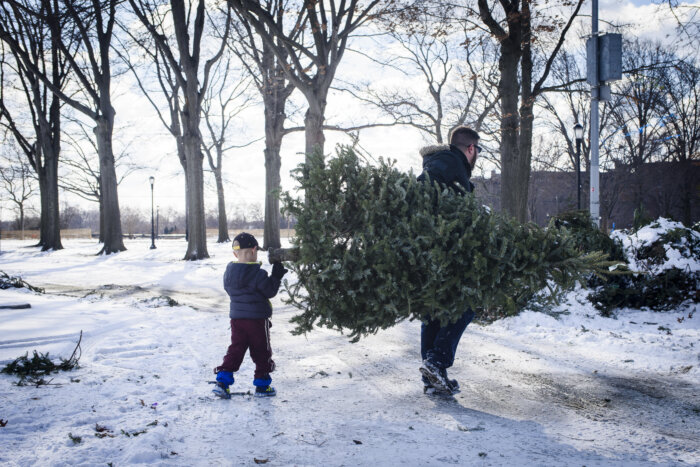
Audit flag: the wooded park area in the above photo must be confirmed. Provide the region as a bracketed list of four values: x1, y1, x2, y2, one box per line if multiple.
[1, 0, 698, 259]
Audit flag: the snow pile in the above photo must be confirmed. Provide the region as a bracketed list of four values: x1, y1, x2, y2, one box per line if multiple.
[612, 217, 700, 274]
[588, 218, 699, 314]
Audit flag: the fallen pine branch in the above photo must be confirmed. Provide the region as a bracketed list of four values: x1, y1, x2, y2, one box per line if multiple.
[2, 331, 83, 385]
[0, 271, 44, 293]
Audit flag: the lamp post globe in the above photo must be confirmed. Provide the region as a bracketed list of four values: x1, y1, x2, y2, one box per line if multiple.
[573, 123, 584, 210]
[149, 176, 156, 249]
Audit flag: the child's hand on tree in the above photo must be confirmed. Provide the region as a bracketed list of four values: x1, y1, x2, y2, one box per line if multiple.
[271, 262, 288, 280]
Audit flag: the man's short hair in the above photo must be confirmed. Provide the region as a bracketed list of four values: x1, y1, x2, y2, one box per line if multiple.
[449, 125, 479, 147]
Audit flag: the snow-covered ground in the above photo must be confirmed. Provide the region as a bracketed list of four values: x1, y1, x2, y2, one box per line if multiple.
[0, 238, 698, 466]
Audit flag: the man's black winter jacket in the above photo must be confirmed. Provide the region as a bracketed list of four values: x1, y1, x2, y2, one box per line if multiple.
[417, 144, 474, 195]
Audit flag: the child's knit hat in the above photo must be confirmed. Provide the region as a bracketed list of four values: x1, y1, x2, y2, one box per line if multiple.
[233, 232, 259, 250]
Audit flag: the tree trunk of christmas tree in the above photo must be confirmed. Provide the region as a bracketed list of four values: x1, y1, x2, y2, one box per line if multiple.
[268, 247, 298, 263]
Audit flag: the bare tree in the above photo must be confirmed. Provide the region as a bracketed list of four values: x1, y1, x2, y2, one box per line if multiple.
[120, 206, 148, 237]
[659, 56, 699, 224]
[229, 0, 386, 159]
[537, 37, 680, 172]
[604, 39, 676, 168]
[59, 115, 142, 240]
[656, 0, 700, 46]
[595, 41, 678, 214]
[473, 0, 585, 222]
[340, 7, 500, 157]
[354, 13, 456, 144]
[229, 0, 298, 250]
[201, 57, 257, 243]
[447, 30, 501, 150]
[128, 0, 231, 260]
[115, 10, 192, 238]
[537, 47, 616, 176]
[1, 0, 127, 253]
[0, 0, 69, 250]
[0, 140, 37, 238]
[660, 58, 700, 163]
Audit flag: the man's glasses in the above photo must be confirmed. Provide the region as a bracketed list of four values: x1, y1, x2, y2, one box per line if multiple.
[471, 144, 482, 154]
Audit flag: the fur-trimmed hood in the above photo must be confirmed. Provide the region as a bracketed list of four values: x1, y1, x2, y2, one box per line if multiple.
[417, 143, 474, 195]
[419, 144, 452, 158]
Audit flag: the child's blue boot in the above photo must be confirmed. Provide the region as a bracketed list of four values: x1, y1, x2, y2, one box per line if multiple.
[253, 375, 276, 398]
[212, 371, 234, 399]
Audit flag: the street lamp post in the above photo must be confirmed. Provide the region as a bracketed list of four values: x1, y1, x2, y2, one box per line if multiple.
[149, 176, 156, 249]
[574, 123, 584, 210]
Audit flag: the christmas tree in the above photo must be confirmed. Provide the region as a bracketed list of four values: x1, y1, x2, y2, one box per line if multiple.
[279, 146, 617, 341]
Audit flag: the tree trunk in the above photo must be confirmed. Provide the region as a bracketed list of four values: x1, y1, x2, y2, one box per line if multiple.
[184, 175, 189, 241]
[176, 136, 189, 242]
[517, 14, 534, 224]
[180, 72, 208, 259]
[214, 169, 229, 243]
[32, 80, 63, 250]
[264, 141, 282, 250]
[498, 45, 523, 221]
[33, 139, 61, 251]
[41, 144, 62, 249]
[19, 205, 24, 240]
[94, 111, 126, 254]
[181, 75, 208, 259]
[516, 105, 534, 222]
[682, 164, 692, 225]
[99, 193, 105, 243]
[37, 174, 49, 247]
[262, 94, 286, 250]
[205, 139, 228, 244]
[304, 99, 326, 160]
[183, 134, 209, 260]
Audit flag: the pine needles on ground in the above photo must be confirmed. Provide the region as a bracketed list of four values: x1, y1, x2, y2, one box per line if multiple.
[0, 271, 44, 293]
[1, 331, 82, 386]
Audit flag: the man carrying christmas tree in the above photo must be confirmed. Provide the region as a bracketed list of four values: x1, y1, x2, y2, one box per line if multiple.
[417, 125, 481, 395]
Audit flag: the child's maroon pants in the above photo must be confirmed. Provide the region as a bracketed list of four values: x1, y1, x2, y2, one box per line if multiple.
[216, 318, 275, 379]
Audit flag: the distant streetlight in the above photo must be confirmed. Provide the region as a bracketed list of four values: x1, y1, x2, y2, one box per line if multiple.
[574, 122, 584, 210]
[149, 176, 156, 249]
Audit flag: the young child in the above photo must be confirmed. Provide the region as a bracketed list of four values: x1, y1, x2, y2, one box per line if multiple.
[212, 232, 287, 399]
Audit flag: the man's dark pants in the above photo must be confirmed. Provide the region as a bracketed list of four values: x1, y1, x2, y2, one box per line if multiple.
[216, 318, 275, 380]
[421, 308, 475, 371]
